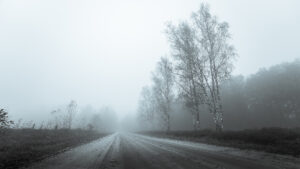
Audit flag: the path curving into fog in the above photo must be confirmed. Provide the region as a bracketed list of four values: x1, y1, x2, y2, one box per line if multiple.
[26, 133, 300, 169]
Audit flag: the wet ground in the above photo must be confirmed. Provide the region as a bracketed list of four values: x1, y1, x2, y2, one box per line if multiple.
[26, 133, 300, 169]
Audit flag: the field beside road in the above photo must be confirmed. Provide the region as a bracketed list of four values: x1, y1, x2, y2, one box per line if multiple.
[141, 128, 300, 157]
[0, 129, 106, 169]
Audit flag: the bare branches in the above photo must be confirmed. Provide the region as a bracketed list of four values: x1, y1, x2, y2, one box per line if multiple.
[191, 3, 236, 131]
[166, 3, 236, 131]
[152, 57, 174, 131]
[137, 57, 175, 131]
[66, 100, 77, 129]
[137, 86, 156, 130]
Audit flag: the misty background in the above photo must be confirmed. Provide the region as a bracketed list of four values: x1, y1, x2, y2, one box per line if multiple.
[1, 0, 300, 125]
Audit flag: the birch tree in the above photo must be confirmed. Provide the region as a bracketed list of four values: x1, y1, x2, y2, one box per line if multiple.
[152, 57, 174, 131]
[66, 100, 77, 129]
[137, 86, 156, 130]
[192, 4, 236, 131]
[166, 22, 205, 130]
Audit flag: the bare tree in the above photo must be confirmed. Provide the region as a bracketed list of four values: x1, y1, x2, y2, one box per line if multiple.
[66, 100, 77, 129]
[166, 22, 205, 130]
[137, 86, 156, 130]
[152, 57, 174, 131]
[192, 4, 236, 131]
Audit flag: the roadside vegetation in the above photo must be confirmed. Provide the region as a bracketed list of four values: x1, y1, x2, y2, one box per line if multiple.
[0, 129, 106, 169]
[142, 128, 300, 157]
[0, 102, 114, 169]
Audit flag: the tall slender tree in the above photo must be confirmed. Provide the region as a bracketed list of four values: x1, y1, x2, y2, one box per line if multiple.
[137, 86, 156, 130]
[192, 4, 236, 131]
[66, 100, 77, 129]
[166, 22, 205, 130]
[152, 57, 174, 131]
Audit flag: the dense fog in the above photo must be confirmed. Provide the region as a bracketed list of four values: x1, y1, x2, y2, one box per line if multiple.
[1, 0, 300, 132]
[2, 2, 300, 169]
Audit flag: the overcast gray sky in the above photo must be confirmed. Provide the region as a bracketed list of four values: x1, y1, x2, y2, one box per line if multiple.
[0, 0, 300, 121]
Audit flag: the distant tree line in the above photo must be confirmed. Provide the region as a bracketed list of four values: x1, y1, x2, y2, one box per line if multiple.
[221, 60, 300, 129]
[46, 103, 118, 131]
[1, 100, 118, 132]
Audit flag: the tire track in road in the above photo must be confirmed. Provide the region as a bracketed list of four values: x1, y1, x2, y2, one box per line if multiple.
[96, 133, 123, 169]
[26, 134, 116, 169]
[87, 134, 119, 169]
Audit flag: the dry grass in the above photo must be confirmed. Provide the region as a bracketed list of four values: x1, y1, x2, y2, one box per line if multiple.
[0, 129, 107, 169]
[142, 128, 300, 157]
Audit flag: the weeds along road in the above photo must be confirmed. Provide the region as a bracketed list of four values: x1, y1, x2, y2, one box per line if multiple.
[26, 133, 300, 169]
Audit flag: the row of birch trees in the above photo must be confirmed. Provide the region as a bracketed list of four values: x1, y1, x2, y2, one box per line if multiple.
[138, 4, 236, 132]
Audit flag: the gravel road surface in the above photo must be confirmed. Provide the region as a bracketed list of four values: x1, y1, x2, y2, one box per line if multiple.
[26, 133, 300, 169]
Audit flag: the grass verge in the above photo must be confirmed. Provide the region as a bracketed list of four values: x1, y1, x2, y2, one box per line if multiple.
[0, 129, 107, 169]
[141, 128, 300, 157]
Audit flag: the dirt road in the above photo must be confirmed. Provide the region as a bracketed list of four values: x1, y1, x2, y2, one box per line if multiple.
[26, 133, 300, 169]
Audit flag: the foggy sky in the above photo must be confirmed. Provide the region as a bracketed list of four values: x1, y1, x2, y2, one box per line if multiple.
[0, 0, 300, 121]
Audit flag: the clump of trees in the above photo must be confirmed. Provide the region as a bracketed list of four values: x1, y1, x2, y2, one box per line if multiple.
[138, 3, 236, 132]
[0, 109, 13, 129]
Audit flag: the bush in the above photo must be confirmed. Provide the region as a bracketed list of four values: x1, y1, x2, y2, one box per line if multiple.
[0, 109, 13, 129]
